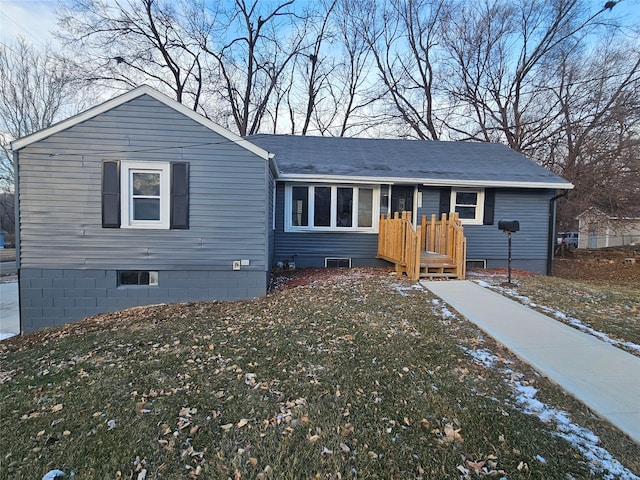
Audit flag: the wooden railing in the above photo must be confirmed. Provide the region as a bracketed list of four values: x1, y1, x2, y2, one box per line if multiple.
[378, 211, 466, 280]
[377, 211, 422, 280]
[421, 213, 467, 279]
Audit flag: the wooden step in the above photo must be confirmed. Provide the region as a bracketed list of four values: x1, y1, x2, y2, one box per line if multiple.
[421, 265, 457, 271]
[419, 272, 458, 278]
[421, 263, 457, 269]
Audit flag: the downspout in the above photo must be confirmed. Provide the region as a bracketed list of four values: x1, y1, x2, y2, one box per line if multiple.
[547, 190, 569, 275]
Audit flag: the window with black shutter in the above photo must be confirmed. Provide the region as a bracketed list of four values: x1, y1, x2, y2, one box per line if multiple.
[102, 160, 189, 229]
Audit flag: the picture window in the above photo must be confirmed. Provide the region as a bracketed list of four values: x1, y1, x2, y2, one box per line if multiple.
[285, 184, 378, 232]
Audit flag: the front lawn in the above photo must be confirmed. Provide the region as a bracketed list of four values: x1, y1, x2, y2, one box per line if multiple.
[1, 270, 638, 479]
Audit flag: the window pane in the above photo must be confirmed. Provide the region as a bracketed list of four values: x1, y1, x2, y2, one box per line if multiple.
[456, 192, 477, 206]
[120, 271, 139, 285]
[337, 188, 353, 227]
[314, 187, 331, 227]
[358, 188, 373, 227]
[456, 206, 476, 219]
[134, 198, 160, 220]
[291, 186, 308, 226]
[132, 172, 160, 196]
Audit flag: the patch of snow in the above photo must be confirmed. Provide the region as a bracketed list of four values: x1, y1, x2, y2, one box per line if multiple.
[459, 343, 639, 480]
[460, 346, 499, 368]
[426, 297, 458, 322]
[393, 283, 425, 296]
[513, 378, 638, 479]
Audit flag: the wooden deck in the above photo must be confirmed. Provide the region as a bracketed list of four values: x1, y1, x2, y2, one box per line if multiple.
[377, 212, 467, 280]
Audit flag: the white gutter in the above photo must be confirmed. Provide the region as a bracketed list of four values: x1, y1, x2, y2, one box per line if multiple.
[277, 173, 574, 190]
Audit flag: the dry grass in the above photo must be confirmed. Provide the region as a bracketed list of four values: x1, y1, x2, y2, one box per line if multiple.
[1, 269, 638, 479]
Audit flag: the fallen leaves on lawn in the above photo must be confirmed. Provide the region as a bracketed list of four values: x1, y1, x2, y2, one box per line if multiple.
[456, 454, 506, 478]
[2, 268, 638, 479]
[435, 423, 464, 444]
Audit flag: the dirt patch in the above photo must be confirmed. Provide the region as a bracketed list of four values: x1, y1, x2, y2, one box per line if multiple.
[270, 266, 394, 291]
[553, 247, 640, 283]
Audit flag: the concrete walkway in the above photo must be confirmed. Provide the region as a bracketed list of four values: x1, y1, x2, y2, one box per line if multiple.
[0, 279, 20, 339]
[422, 280, 640, 445]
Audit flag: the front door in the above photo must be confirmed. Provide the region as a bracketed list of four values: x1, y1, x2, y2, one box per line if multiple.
[391, 186, 414, 216]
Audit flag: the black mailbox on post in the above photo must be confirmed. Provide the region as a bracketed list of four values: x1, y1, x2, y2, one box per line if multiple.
[498, 220, 520, 233]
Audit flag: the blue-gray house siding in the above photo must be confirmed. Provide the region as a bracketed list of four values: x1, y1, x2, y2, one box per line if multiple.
[273, 183, 555, 273]
[15, 92, 272, 333]
[272, 183, 384, 268]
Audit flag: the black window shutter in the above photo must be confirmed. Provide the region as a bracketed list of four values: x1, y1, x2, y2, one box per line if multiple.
[438, 187, 452, 216]
[483, 188, 495, 225]
[171, 162, 189, 229]
[102, 160, 120, 228]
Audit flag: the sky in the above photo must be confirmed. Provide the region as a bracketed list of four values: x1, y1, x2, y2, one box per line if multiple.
[0, 0, 59, 48]
[1, 0, 640, 48]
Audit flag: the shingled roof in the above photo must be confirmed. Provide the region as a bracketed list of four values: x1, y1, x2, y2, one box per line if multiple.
[247, 134, 573, 189]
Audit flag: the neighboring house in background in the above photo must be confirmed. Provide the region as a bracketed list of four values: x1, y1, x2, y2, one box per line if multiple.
[11, 86, 573, 333]
[577, 207, 640, 249]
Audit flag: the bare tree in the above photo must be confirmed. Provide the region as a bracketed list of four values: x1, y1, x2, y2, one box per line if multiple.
[192, 0, 307, 135]
[0, 38, 84, 192]
[437, 0, 640, 226]
[441, 0, 616, 151]
[0, 192, 15, 243]
[356, 0, 449, 140]
[550, 39, 640, 227]
[57, 0, 206, 112]
[273, 0, 383, 137]
[316, 0, 384, 137]
[297, 0, 338, 135]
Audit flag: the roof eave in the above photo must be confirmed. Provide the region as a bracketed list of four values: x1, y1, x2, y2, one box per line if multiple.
[277, 173, 574, 190]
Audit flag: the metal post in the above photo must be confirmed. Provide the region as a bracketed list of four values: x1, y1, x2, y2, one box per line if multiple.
[501, 230, 516, 287]
[507, 232, 512, 284]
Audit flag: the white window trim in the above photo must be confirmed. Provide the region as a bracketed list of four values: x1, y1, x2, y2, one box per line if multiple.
[121, 160, 170, 229]
[450, 188, 484, 225]
[285, 183, 380, 233]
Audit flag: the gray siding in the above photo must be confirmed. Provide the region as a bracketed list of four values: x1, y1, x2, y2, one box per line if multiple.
[276, 184, 554, 273]
[420, 187, 554, 272]
[273, 183, 385, 267]
[17, 95, 269, 272]
[19, 268, 267, 333]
